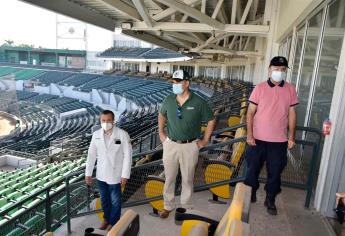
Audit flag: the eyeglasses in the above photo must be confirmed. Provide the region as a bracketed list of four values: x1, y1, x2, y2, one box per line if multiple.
[177, 106, 182, 119]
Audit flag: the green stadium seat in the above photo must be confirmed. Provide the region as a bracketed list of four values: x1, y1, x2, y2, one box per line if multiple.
[6, 228, 24, 236]
[0, 198, 7, 208]
[7, 191, 23, 200]
[23, 199, 41, 209]
[9, 208, 26, 218]
[0, 188, 13, 196]
[13, 182, 26, 189]
[0, 202, 15, 212]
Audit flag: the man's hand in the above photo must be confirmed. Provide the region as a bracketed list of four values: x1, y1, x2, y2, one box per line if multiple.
[246, 135, 256, 146]
[121, 178, 127, 187]
[288, 139, 295, 149]
[159, 133, 167, 143]
[85, 176, 92, 186]
[196, 139, 208, 149]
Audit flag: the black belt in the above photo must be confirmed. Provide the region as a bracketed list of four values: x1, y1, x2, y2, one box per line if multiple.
[169, 137, 197, 144]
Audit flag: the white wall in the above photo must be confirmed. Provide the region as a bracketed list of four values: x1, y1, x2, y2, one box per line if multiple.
[91, 89, 104, 104]
[50, 84, 63, 96]
[118, 97, 127, 111]
[0, 155, 37, 168]
[15, 80, 24, 91]
[276, 0, 324, 41]
[34, 85, 50, 94]
[63, 87, 91, 102]
[150, 63, 171, 74]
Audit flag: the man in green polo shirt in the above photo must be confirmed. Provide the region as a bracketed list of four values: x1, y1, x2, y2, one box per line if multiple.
[158, 70, 216, 218]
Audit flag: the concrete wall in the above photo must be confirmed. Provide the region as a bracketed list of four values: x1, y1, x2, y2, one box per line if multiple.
[33, 85, 50, 94]
[50, 84, 62, 96]
[0, 155, 37, 168]
[63, 86, 91, 102]
[151, 62, 171, 74]
[276, 0, 324, 41]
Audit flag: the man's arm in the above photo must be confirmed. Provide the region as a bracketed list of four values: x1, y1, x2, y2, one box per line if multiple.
[288, 106, 297, 149]
[121, 132, 133, 186]
[85, 135, 97, 185]
[246, 103, 257, 146]
[158, 113, 167, 143]
[197, 119, 216, 148]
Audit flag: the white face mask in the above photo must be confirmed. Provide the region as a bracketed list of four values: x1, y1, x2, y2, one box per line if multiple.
[271, 71, 287, 83]
[101, 122, 113, 131]
[172, 83, 184, 95]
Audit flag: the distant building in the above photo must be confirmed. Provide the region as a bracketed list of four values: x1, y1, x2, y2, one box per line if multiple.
[0, 45, 86, 69]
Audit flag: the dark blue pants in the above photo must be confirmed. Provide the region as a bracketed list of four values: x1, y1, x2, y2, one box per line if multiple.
[98, 180, 121, 226]
[244, 140, 288, 196]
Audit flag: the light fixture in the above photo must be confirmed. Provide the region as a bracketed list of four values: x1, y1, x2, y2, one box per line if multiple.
[121, 22, 133, 30]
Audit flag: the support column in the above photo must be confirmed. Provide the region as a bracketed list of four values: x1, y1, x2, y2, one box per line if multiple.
[220, 64, 227, 80]
[194, 64, 199, 77]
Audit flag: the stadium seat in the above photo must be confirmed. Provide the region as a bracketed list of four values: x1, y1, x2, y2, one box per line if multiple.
[204, 128, 247, 202]
[144, 174, 165, 216]
[175, 182, 251, 236]
[107, 209, 140, 236]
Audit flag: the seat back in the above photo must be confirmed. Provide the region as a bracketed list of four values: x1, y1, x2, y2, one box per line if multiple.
[214, 183, 251, 236]
[188, 221, 209, 236]
[227, 219, 250, 236]
[107, 209, 140, 236]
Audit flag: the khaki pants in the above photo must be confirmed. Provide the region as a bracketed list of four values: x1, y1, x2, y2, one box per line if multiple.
[162, 138, 199, 210]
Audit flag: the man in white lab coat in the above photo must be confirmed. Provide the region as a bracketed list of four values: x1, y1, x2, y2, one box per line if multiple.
[85, 110, 132, 230]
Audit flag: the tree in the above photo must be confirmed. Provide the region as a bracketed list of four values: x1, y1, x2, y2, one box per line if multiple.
[4, 39, 14, 46]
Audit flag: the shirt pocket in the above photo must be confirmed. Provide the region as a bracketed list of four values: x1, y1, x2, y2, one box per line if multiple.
[109, 142, 122, 154]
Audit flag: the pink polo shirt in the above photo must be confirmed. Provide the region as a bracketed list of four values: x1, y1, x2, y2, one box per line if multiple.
[249, 80, 298, 142]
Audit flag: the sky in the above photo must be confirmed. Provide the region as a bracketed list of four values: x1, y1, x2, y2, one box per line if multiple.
[0, 0, 115, 52]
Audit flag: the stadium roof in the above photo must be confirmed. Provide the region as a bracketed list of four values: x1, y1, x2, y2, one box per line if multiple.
[20, 0, 269, 60]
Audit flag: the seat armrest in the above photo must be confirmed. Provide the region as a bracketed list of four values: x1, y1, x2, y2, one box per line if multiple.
[175, 208, 219, 227]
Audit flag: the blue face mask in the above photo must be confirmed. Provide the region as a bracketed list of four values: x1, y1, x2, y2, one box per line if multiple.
[172, 83, 184, 95]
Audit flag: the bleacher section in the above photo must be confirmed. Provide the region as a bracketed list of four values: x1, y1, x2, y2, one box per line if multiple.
[0, 67, 20, 77]
[33, 71, 74, 85]
[100, 47, 151, 58]
[0, 159, 86, 235]
[0, 65, 209, 108]
[143, 48, 186, 59]
[99, 47, 186, 59]
[0, 66, 45, 81]
[0, 90, 102, 154]
[78, 75, 127, 92]
[59, 73, 100, 87]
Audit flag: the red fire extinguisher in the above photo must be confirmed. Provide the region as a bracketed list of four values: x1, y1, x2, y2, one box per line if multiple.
[322, 118, 331, 136]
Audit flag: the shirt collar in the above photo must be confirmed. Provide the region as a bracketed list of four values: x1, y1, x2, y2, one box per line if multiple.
[175, 91, 193, 105]
[267, 79, 285, 87]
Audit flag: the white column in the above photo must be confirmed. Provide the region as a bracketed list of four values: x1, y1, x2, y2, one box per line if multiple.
[253, 37, 265, 84]
[139, 62, 147, 72]
[194, 64, 199, 77]
[220, 64, 227, 79]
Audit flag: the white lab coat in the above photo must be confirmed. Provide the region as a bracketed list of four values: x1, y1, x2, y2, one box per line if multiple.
[85, 127, 132, 185]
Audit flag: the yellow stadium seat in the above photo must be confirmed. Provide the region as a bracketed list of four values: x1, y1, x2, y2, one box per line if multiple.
[176, 183, 251, 236]
[144, 175, 165, 216]
[204, 128, 247, 202]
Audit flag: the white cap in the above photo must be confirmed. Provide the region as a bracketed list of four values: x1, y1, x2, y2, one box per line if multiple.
[172, 70, 190, 81]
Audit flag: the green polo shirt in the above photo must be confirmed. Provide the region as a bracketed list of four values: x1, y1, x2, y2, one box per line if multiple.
[160, 92, 214, 141]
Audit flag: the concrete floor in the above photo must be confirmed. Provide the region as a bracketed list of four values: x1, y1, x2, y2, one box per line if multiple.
[54, 187, 336, 236]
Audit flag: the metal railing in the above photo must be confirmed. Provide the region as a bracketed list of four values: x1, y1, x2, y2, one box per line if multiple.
[0, 126, 322, 235]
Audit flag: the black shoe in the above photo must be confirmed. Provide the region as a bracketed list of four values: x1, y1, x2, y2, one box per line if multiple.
[251, 190, 257, 203]
[264, 195, 277, 215]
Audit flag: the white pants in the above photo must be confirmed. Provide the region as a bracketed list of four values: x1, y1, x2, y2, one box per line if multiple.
[162, 138, 199, 210]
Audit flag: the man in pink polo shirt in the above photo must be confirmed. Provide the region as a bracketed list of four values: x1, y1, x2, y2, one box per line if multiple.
[244, 56, 298, 215]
